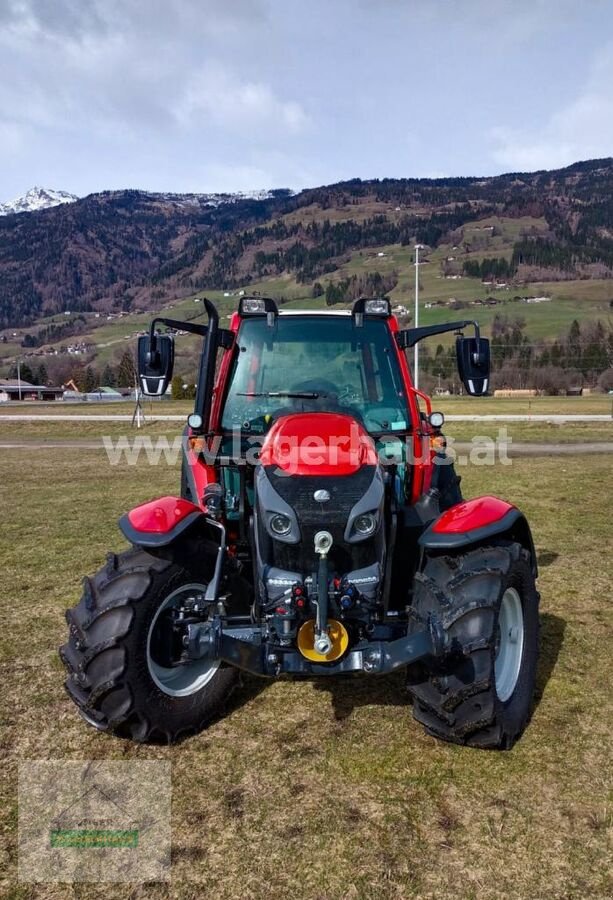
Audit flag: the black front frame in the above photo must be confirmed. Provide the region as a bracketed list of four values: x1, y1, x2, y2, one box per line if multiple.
[186, 615, 447, 676]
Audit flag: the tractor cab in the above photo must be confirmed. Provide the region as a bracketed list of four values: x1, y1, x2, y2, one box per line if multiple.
[220, 309, 409, 437]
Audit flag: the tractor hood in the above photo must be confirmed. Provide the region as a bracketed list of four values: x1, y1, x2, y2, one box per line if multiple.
[259, 412, 378, 476]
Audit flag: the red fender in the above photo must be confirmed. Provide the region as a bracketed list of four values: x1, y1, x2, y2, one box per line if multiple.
[432, 496, 515, 534]
[119, 496, 204, 548]
[419, 495, 537, 572]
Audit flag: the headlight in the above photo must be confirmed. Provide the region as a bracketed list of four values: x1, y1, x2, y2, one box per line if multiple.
[270, 513, 292, 536]
[354, 513, 377, 536]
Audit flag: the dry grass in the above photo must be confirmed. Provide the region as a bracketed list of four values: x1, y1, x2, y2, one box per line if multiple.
[435, 395, 613, 416]
[0, 399, 194, 417]
[0, 449, 612, 899]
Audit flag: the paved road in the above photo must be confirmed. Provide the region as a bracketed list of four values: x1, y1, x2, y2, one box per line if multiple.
[1, 438, 611, 455]
[0, 413, 611, 423]
[445, 414, 611, 422]
[0, 413, 186, 421]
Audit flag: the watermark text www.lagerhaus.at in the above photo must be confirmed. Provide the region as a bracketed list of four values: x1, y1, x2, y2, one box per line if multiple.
[102, 426, 514, 471]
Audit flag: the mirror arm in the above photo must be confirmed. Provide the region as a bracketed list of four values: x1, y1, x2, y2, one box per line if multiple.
[194, 299, 220, 434]
[397, 319, 480, 349]
[144, 299, 223, 433]
[149, 317, 209, 340]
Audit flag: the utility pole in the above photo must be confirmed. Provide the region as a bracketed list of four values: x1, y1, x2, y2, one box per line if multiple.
[17, 358, 22, 401]
[414, 244, 423, 389]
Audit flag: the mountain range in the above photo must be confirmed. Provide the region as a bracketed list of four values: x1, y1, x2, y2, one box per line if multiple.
[0, 185, 280, 217]
[1, 159, 612, 331]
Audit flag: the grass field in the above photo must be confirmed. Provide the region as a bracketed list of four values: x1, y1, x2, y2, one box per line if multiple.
[1, 447, 612, 899]
[2, 395, 610, 415]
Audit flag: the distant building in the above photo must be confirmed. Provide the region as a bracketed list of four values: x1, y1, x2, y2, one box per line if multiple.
[494, 389, 539, 398]
[63, 386, 134, 402]
[0, 378, 63, 402]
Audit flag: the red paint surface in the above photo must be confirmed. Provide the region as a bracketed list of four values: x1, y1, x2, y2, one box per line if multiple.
[432, 495, 515, 534]
[209, 311, 240, 431]
[385, 315, 429, 500]
[185, 441, 218, 510]
[127, 496, 201, 533]
[259, 412, 377, 475]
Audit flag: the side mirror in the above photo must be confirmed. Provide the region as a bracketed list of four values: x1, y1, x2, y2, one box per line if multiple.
[137, 333, 174, 395]
[456, 336, 490, 396]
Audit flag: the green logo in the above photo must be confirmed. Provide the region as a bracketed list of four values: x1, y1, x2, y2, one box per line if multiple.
[50, 829, 139, 848]
[49, 785, 140, 851]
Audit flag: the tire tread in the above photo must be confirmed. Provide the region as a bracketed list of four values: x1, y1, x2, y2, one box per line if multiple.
[60, 547, 237, 742]
[408, 541, 538, 749]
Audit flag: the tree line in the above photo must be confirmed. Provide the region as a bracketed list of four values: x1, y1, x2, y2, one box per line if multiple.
[315, 271, 399, 305]
[419, 317, 613, 394]
[8, 349, 136, 392]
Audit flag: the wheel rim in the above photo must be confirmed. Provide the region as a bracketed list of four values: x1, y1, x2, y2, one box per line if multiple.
[147, 583, 220, 697]
[495, 586, 524, 703]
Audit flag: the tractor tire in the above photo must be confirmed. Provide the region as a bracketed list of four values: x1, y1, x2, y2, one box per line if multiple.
[60, 547, 238, 743]
[407, 541, 539, 749]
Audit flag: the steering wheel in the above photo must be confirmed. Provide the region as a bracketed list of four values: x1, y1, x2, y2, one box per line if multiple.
[337, 383, 360, 405]
[290, 379, 368, 425]
[290, 379, 340, 395]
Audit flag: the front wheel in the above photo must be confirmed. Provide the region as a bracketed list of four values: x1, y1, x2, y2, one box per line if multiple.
[60, 547, 238, 743]
[407, 541, 539, 749]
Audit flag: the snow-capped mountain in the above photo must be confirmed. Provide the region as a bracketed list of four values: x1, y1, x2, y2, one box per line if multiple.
[135, 188, 283, 208]
[0, 186, 79, 216]
[0, 186, 288, 217]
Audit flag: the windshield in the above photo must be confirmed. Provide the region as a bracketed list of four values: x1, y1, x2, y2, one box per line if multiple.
[221, 315, 410, 434]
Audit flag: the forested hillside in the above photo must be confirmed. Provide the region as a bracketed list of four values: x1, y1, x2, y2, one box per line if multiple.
[0, 189, 290, 328]
[2, 159, 613, 330]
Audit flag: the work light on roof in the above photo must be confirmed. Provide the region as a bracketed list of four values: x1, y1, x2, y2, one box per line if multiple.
[351, 298, 391, 322]
[241, 297, 266, 314]
[238, 296, 279, 323]
[364, 299, 390, 315]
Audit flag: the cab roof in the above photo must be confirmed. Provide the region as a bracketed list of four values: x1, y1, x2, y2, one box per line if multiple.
[276, 309, 353, 316]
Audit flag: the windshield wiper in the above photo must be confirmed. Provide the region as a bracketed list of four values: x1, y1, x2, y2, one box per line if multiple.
[236, 391, 323, 399]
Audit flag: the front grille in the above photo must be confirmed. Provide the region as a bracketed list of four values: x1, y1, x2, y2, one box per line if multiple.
[268, 466, 374, 513]
[265, 465, 377, 576]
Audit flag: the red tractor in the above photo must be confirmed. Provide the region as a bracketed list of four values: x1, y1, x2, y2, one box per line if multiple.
[61, 297, 539, 748]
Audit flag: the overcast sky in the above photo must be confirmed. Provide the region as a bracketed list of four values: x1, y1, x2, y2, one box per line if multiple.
[1, 0, 612, 200]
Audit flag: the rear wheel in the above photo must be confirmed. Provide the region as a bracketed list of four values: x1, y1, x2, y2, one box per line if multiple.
[60, 547, 238, 743]
[407, 541, 539, 749]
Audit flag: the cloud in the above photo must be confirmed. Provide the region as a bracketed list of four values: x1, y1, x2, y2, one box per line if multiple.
[0, 0, 308, 143]
[490, 44, 613, 171]
[177, 63, 310, 135]
[0, 0, 611, 196]
[0, 118, 27, 154]
[359, 0, 583, 42]
[0, 0, 265, 40]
